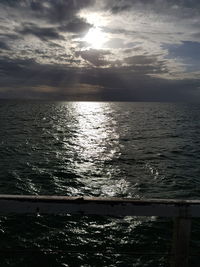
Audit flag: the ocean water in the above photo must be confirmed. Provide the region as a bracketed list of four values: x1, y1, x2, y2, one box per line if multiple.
[0, 101, 200, 266]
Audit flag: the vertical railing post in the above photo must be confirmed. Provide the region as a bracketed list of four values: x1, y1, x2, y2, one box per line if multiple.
[170, 216, 191, 267]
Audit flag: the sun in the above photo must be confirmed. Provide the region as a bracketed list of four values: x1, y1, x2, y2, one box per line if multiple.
[83, 27, 107, 49]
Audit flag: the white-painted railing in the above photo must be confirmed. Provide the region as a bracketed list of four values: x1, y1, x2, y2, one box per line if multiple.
[0, 195, 199, 267]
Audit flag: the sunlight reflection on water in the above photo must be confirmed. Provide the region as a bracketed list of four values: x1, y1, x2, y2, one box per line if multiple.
[69, 102, 128, 197]
[73, 102, 120, 160]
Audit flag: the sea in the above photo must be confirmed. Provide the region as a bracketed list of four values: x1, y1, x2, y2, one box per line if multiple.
[0, 101, 200, 266]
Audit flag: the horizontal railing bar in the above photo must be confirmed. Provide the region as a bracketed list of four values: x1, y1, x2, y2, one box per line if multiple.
[1, 195, 200, 204]
[0, 195, 200, 217]
[0, 249, 171, 256]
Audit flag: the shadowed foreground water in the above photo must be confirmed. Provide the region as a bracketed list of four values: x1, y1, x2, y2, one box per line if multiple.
[0, 101, 200, 266]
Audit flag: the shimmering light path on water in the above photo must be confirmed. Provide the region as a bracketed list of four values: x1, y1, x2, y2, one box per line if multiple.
[0, 101, 200, 266]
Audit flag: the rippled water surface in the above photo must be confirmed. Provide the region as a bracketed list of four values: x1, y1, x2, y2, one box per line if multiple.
[1, 101, 200, 266]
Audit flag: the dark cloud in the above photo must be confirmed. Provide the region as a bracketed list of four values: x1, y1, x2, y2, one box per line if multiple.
[76, 49, 111, 67]
[18, 23, 63, 41]
[102, 26, 134, 35]
[0, 0, 94, 21]
[6, 0, 93, 23]
[0, 0, 19, 6]
[38, 0, 93, 23]
[123, 55, 167, 74]
[0, 57, 76, 88]
[192, 32, 200, 38]
[0, 33, 19, 40]
[103, 0, 200, 20]
[105, 0, 200, 11]
[110, 4, 131, 14]
[79, 66, 200, 101]
[125, 55, 157, 65]
[0, 41, 10, 50]
[0, 56, 199, 101]
[59, 17, 91, 34]
[123, 46, 144, 54]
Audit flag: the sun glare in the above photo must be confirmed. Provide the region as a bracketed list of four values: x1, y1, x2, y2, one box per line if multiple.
[83, 27, 107, 49]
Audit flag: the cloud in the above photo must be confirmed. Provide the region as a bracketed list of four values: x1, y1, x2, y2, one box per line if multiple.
[59, 17, 91, 34]
[0, 0, 94, 21]
[0, 0, 200, 101]
[79, 66, 200, 101]
[0, 56, 103, 100]
[76, 49, 111, 67]
[104, 0, 200, 15]
[104, 38, 138, 49]
[37, 0, 93, 23]
[7, 57, 79, 86]
[0, 56, 199, 101]
[0, 41, 10, 50]
[18, 23, 64, 41]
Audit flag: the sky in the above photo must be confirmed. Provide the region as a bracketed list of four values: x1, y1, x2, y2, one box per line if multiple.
[0, 0, 200, 101]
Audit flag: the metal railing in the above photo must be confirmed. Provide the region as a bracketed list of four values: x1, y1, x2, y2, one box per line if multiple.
[0, 195, 199, 267]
